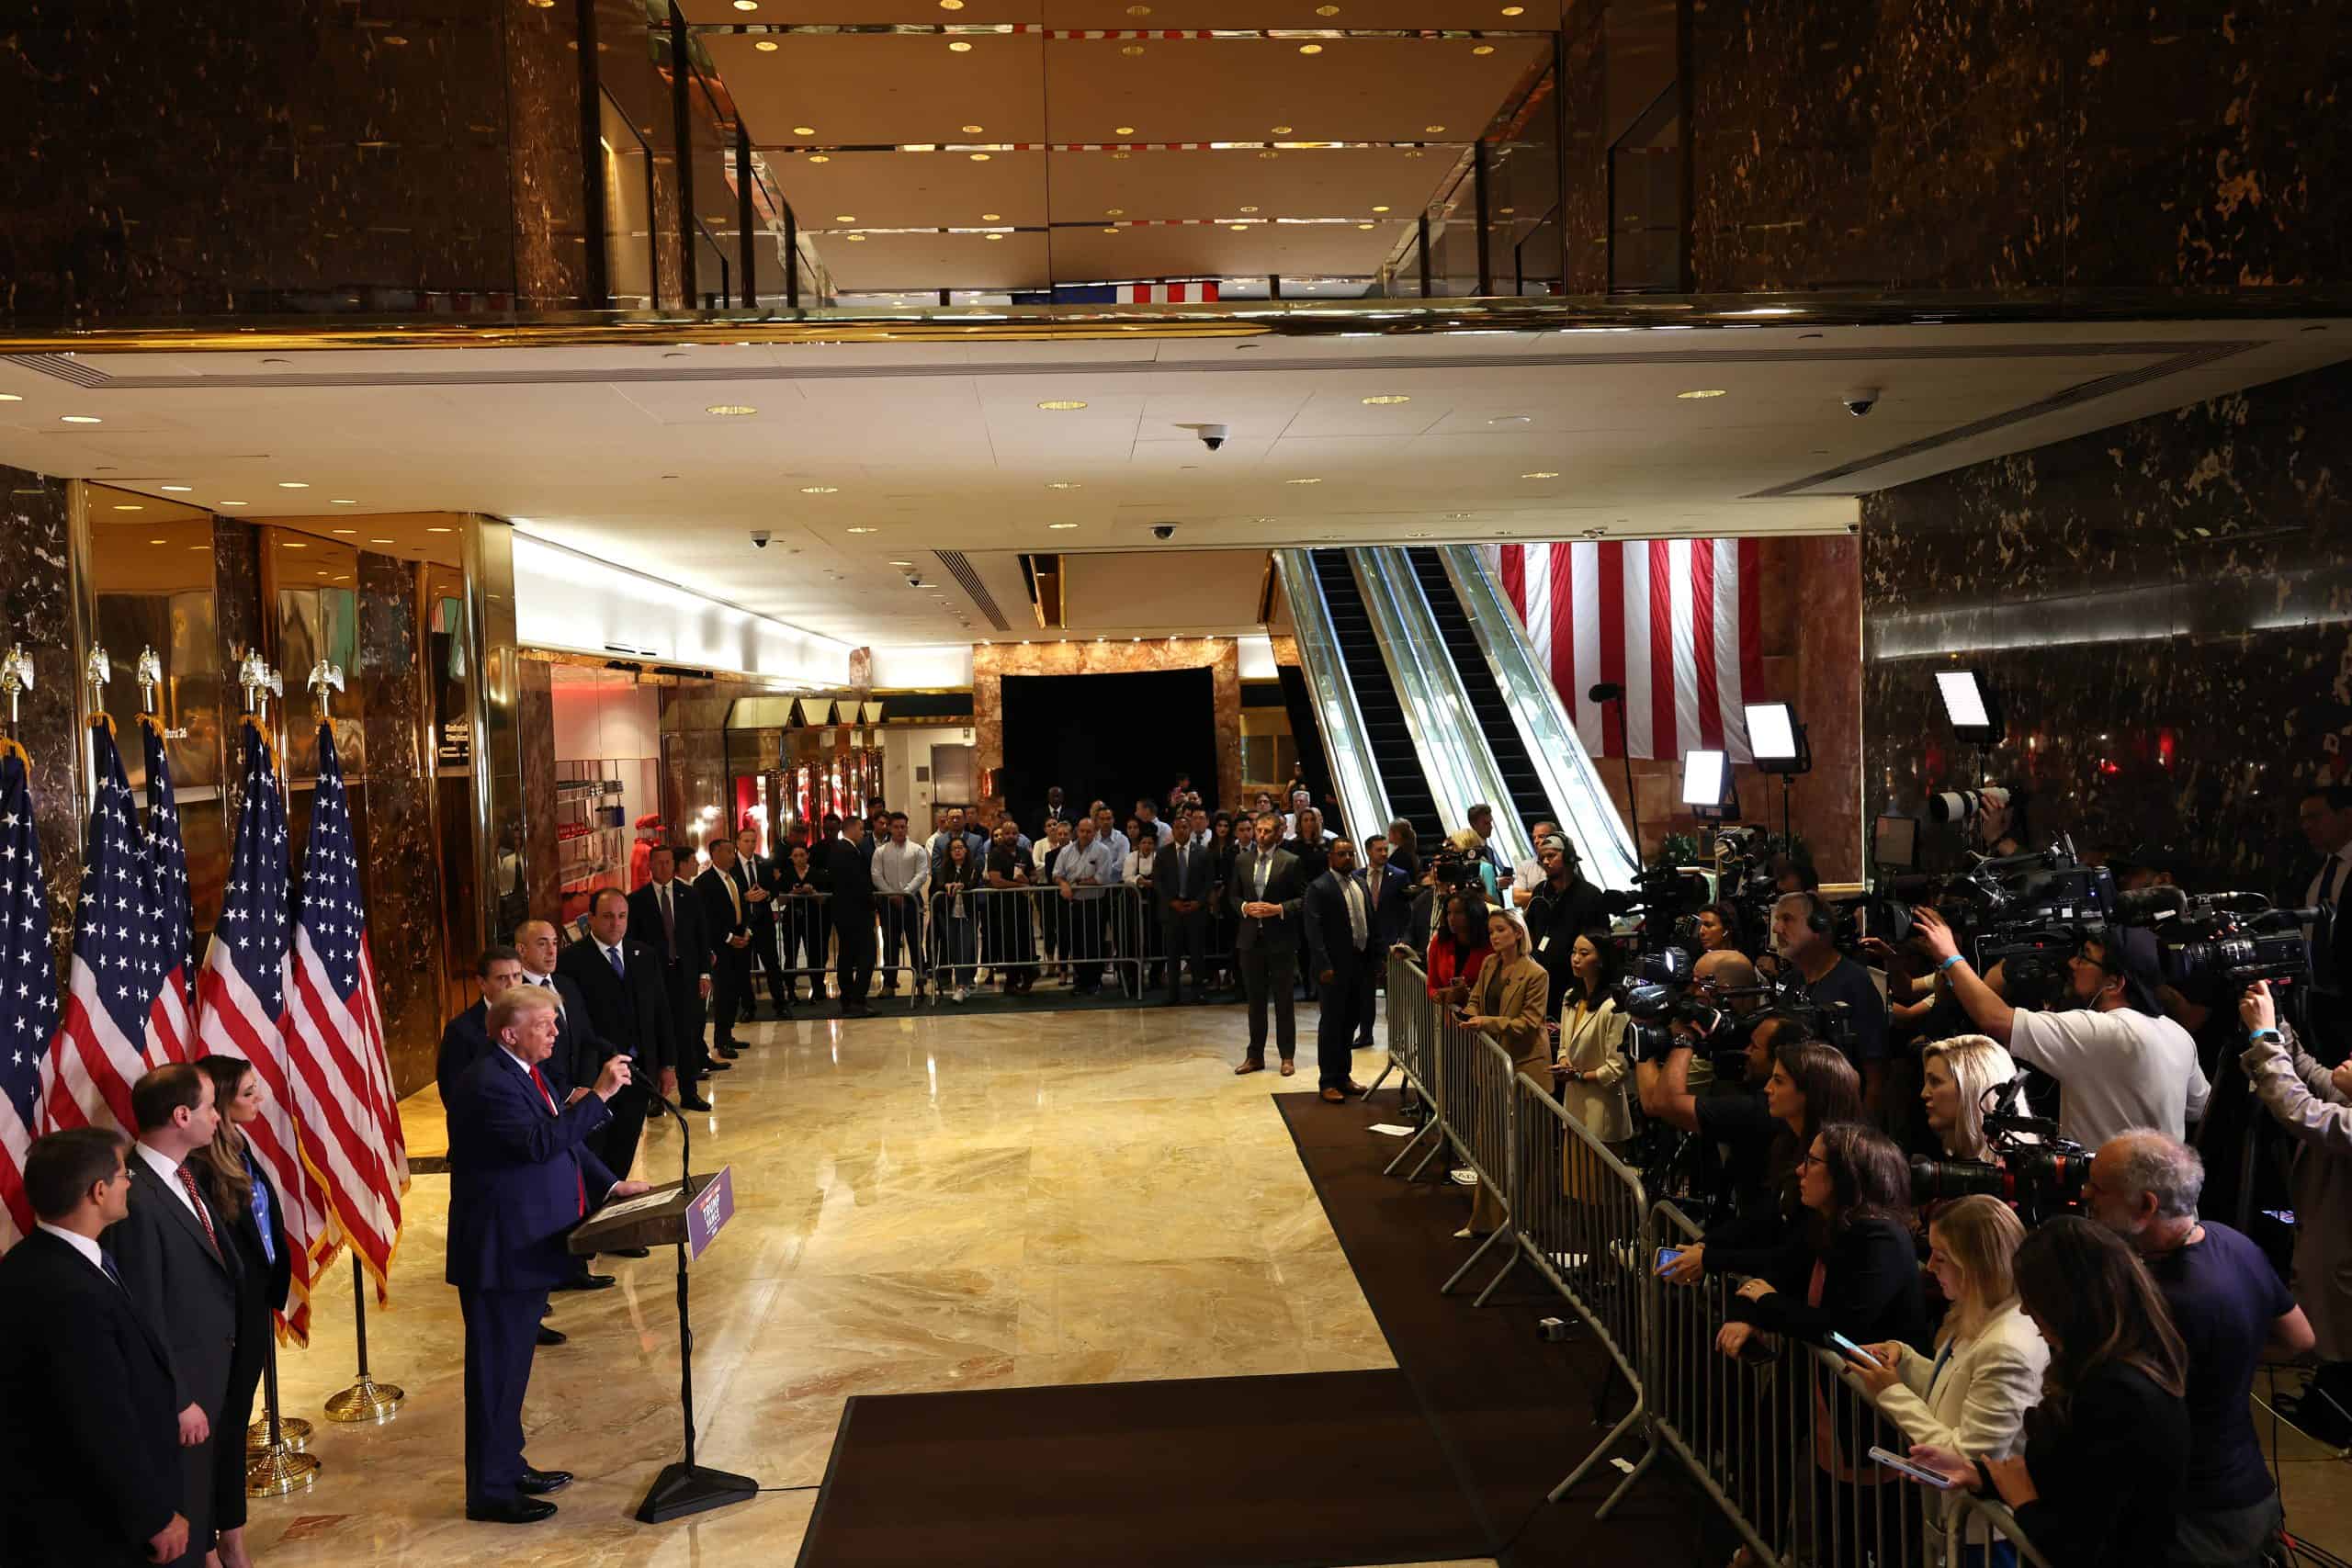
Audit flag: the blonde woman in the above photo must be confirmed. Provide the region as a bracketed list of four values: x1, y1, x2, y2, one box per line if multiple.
[1920, 1035, 2030, 1162]
[1457, 908, 1550, 1238]
[1843, 1194, 2047, 1563]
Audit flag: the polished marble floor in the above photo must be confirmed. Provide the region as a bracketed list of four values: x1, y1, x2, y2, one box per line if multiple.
[243, 1001, 1498, 1567]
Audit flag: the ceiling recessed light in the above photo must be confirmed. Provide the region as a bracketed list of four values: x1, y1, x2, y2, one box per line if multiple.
[1104, 208, 1125, 217]
[1487, 414, 1530, 424]
[160, 484, 193, 491]
[706, 404, 758, 415]
[282, 540, 308, 549]
[1371, 204, 1391, 213]
[0, 393, 20, 401]
[1473, 43, 1495, 54]
[1120, 43, 1144, 57]
[1238, 205, 1259, 214]
[1102, 226, 1120, 234]
[113, 503, 142, 512]
[1047, 522, 1079, 530]
[792, 125, 816, 136]
[60, 414, 101, 423]
[834, 214, 856, 222]
[1229, 223, 1248, 231]
[1298, 42, 1323, 54]
[1037, 400, 1087, 411]
[1126, 2, 1150, 12]
[845, 526, 877, 534]
[148, 536, 166, 544]
[939, 0, 963, 7]
[219, 500, 248, 507]
[1521, 470, 1561, 479]
[985, 232, 1005, 241]
[425, 525, 456, 533]
[1114, 126, 1135, 136]
[370, 536, 394, 543]
[1317, 3, 1339, 12]
[963, 125, 985, 134]
[1424, 124, 1446, 134]
[1501, 4, 1524, 12]
[808, 153, 830, 164]
[969, 152, 990, 161]
[329, 498, 356, 504]
[844, 232, 867, 242]
[732, 0, 756, 8]
[1676, 388, 1728, 400]
[980, 211, 1001, 220]
[1285, 477, 1322, 485]
[332, 527, 356, 534]
[277, 480, 309, 489]
[1362, 395, 1410, 406]
[1357, 221, 1374, 230]
[947, 39, 972, 51]
[1271, 124, 1293, 134]
[799, 485, 840, 494]
[754, 39, 779, 51]
[1045, 481, 1080, 490]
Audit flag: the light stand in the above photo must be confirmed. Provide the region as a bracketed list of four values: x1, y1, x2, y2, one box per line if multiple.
[1744, 703, 1812, 851]
[637, 1093, 758, 1524]
[1589, 682, 1642, 857]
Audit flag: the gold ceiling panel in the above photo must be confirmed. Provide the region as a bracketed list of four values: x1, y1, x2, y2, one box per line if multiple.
[677, 0, 1045, 22]
[764, 149, 1052, 228]
[1042, 0, 1562, 26]
[706, 29, 1049, 147]
[815, 228, 1055, 291]
[1047, 217, 1401, 280]
[1047, 144, 1452, 221]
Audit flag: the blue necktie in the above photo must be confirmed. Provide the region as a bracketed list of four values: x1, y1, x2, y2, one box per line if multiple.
[608, 944, 626, 978]
[100, 1250, 125, 1290]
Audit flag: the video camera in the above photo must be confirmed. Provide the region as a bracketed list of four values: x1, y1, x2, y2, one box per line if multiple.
[1909, 1080, 2090, 1225]
[1425, 843, 1483, 893]
[2112, 886, 2318, 1002]
[1871, 835, 2118, 1010]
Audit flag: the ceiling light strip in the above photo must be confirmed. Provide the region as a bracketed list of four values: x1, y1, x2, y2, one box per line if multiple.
[932, 548, 1012, 632]
[710, 22, 1548, 40]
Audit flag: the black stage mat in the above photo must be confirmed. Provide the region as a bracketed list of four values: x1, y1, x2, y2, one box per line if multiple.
[792, 1367, 1488, 1568]
[1272, 1089, 1710, 1568]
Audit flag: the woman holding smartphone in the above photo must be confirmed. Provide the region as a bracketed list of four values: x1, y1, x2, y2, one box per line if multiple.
[1661, 1041, 1860, 1283]
[1456, 908, 1550, 1238]
[1903, 1217, 2189, 1568]
[1553, 931, 1632, 1156]
[1843, 1195, 2046, 1565]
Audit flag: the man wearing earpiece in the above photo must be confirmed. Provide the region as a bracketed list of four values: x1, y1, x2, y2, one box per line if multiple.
[1770, 891, 1888, 1116]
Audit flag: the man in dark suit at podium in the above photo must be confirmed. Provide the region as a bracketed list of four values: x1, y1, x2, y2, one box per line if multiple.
[630, 844, 718, 1111]
[560, 887, 676, 1186]
[1304, 838, 1377, 1103]
[438, 946, 525, 1110]
[446, 986, 650, 1525]
[0, 1127, 187, 1568]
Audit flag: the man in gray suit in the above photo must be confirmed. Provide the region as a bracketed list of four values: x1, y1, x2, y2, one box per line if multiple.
[1228, 810, 1306, 1076]
[104, 1064, 242, 1568]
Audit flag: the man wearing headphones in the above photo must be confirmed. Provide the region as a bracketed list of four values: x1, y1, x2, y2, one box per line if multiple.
[1769, 891, 1889, 1115]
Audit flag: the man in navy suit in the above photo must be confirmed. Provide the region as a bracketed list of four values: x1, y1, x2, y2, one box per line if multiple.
[445, 986, 649, 1524]
[1355, 833, 1413, 1049]
[630, 844, 718, 1110]
[437, 946, 524, 1110]
[1303, 838, 1378, 1103]
[560, 887, 677, 1185]
[0, 1127, 187, 1568]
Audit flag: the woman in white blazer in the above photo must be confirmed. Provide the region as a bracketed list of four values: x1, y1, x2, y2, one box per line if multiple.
[1553, 932, 1633, 1148]
[1843, 1194, 2047, 1562]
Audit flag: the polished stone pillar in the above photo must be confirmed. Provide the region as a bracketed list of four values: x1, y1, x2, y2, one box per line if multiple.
[0, 465, 85, 969]
[356, 551, 448, 1097]
[514, 655, 560, 921]
[460, 517, 531, 945]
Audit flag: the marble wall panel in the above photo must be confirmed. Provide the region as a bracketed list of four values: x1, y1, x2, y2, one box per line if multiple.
[356, 552, 445, 1100]
[0, 467, 84, 973]
[1860, 361, 2352, 896]
[1558, 0, 1611, 297]
[970, 640, 1244, 816]
[515, 657, 561, 923]
[505, 0, 594, 307]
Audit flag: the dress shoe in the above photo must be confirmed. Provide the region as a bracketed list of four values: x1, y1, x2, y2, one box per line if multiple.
[1320, 1087, 1348, 1103]
[1279, 1059, 1296, 1077]
[536, 1325, 567, 1347]
[699, 1058, 732, 1073]
[678, 1093, 714, 1111]
[516, 1468, 573, 1495]
[466, 1495, 558, 1524]
[603, 1247, 650, 1259]
[1346, 1079, 1367, 1094]
[551, 1272, 616, 1292]
[1235, 1057, 1266, 1076]
[716, 1043, 741, 1060]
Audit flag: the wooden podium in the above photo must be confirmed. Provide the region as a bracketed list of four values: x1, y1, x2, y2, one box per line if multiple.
[570, 1152, 756, 1522]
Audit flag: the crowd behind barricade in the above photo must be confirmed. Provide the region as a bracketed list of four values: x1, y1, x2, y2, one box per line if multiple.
[1365, 781, 2352, 1568]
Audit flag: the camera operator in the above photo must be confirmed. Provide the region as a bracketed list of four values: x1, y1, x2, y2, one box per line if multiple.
[1910, 907, 2209, 1148]
[2238, 979, 2352, 1447]
[2086, 1130, 2311, 1566]
[1770, 891, 1890, 1116]
[1523, 838, 1612, 1015]
[1657, 1032, 1859, 1283]
[1917, 1034, 2031, 1164]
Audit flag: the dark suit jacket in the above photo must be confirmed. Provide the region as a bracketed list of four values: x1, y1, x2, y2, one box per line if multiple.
[521, 970, 606, 1098]
[206, 1147, 291, 1317]
[695, 863, 750, 959]
[0, 1230, 184, 1565]
[1227, 844, 1306, 952]
[629, 877, 709, 986]
[1154, 838, 1216, 915]
[741, 852, 782, 931]
[437, 999, 496, 1108]
[444, 1048, 617, 1293]
[559, 934, 675, 1077]
[1035, 802, 1076, 839]
[1304, 870, 1381, 979]
[105, 1153, 242, 1419]
[824, 838, 876, 920]
[1362, 862, 1413, 950]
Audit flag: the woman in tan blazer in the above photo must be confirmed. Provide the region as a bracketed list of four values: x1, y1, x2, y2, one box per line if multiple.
[1459, 908, 1550, 1237]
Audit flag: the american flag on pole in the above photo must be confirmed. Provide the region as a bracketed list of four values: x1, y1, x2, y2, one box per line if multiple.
[141, 716, 193, 1063]
[0, 743, 61, 1251]
[197, 719, 330, 1340]
[283, 720, 406, 1301]
[40, 720, 160, 1134]
[1498, 539, 1765, 763]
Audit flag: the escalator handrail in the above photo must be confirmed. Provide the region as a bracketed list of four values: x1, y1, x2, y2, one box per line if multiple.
[1434, 546, 1642, 892]
[1271, 549, 1395, 842]
[1358, 547, 1535, 868]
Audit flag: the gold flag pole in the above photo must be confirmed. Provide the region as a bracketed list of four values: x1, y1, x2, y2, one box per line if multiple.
[0, 646, 32, 736]
[244, 1331, 321, 1496]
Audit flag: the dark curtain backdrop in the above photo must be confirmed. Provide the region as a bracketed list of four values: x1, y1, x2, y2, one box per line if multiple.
[1000, 669, 1219, 821]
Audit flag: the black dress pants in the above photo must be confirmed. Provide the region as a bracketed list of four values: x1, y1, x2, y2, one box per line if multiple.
[1240, 944, 1297, 1060]
[834, 910, 876, 1004]
[745, 918, 785, 1011]
[1317, 959, 1374, 1089]
[459, 1284, 548, 1506]
[709, 946, 749, 1050]
[1164, 908, 1207, 1000]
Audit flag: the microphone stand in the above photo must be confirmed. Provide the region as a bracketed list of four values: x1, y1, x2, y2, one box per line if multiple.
[1589, 684, 1642, 863]
[636, 1092, 757, 1523]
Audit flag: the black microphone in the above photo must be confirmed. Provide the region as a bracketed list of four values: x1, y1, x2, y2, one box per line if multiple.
[2112, 886, 2190, 923]
[1588, 682, 1625, 703]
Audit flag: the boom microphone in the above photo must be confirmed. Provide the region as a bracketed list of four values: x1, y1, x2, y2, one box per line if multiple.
[2112, 886, 2190, 923]
[1588, 682, 1625, 703]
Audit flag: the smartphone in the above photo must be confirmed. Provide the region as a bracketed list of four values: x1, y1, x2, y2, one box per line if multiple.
[1654, 1247, 1684, 1274]
[1828, 1332, 1880, 1368]
[1867, 1446, 1956, 1489]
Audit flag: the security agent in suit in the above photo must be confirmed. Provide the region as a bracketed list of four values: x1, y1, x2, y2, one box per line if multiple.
[0, 1128, 187, 1568]
[1354, 834, 1413, 1049]
[439, 946, 525, 1110]
[560, 886, 678, 1185]
[696, 839, 754, 1061]
[826, 814, 879, 1015]
[1305, 838, 1379, 1100]
[734, 827, 792, 1021]
[445, 986, 651, 1524]
[102, 1064, 242, 1568]
[1228, 809, 1307, 1075]
[1156, 814, 1215, 1005]
[629, 843, 719, 1108]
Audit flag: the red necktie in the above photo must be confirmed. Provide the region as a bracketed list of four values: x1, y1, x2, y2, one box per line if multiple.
[528, 1065, 586, 1217]
[175, 1165, 222, 1259]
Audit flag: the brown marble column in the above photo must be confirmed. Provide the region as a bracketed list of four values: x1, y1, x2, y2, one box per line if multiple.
[356, 552, 447, 1099]
[0, 465, 85, 972]
[514, 656, 560, 922]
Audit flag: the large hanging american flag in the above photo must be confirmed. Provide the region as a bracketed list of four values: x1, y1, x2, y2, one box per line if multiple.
[40, 720, 160, 1133]
[0, 744, 60, 1250]
[197, 719, 330, 1340]
[1498, 539, 1765, 763]
[141, 716, 193, 1063]
[283, 719, 406, 1301]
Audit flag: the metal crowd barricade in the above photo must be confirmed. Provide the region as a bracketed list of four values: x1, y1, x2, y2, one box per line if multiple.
[924, 883, 1147, 1000]
[1945, 1495, 2052, 1568]
[769, 891, 834, 1003]
[1507, 1076, 1656, 1516]
[1379, 955, 1453, 1180]
[1435, 1012, 1519, 1298]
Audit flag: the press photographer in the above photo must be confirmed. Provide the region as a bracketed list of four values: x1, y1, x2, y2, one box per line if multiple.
[1907, 1035, 2088, 1226]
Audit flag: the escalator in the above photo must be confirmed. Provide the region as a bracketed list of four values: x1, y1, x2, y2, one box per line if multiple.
[1405, 546, 1551, 843]
[1309, 549, 1443, 848]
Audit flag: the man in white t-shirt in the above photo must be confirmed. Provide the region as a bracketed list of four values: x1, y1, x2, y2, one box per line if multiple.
[1910, 907, 2210, 1145]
